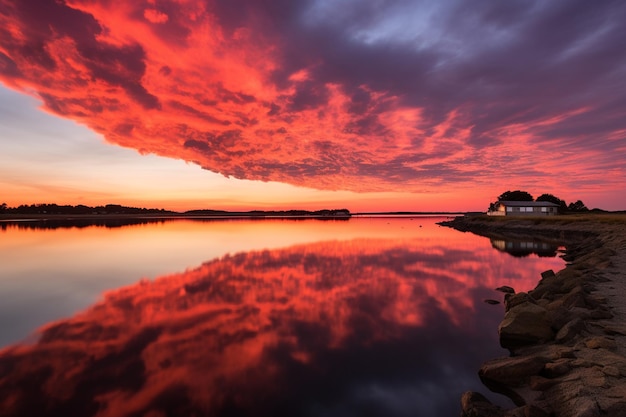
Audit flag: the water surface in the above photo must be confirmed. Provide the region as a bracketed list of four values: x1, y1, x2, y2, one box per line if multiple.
[0, 217, 564, 416]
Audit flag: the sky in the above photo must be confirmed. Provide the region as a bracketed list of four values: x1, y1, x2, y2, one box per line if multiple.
[1, 0, 625, 212]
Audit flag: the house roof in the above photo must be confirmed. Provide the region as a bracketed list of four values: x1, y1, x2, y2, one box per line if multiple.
[498, 201, 560, 207]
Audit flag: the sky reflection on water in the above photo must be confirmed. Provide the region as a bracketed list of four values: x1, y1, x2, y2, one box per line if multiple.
[0, 218, 565, 416]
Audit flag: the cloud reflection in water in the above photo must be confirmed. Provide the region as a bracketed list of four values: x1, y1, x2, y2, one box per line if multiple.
[0, 237, 563, 417]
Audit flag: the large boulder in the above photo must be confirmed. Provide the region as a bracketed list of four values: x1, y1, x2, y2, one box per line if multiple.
[480, 355, 549, 388]
[499, 301, 555, 350]
[460, 391, 505, 417]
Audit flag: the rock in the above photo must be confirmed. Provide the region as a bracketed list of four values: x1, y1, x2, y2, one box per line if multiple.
[531, 270, 561, 300]
[602, 325, 626, 336]
[480, 355, 549, 387]
[522, 404, 552, 417]
[584, 336, 616, 350]
[460, 391, 505, 417]
[543, 359, 571, 377]
[598, 386, 626, 416]
[589, 308, 613, 319]
[571, 359, 594, 368]
[585, 371, 608, 388]
[547, 305, 575, 332]
[555, 318, 586, 343]
[579, 349, 626, 374]
[562, 286, 589, 309]
[446, 217, 626, 417]
[529, 375, 558, 390]
[602, 365, 620, 377]
[496, 285, 516, 294]
[601, 400, 626, 417]
[568, 397, 602, 417]
[499, 303, 555, 349]
[504, 292, 536, 311]
[558, 347, 577, 359]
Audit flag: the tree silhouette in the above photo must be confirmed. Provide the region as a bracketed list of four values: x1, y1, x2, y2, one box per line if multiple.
[536, 193, 567, 213]
[497, 190, 534, 201]
[568, 200, 588, 212]
[488, 190, 533, 212]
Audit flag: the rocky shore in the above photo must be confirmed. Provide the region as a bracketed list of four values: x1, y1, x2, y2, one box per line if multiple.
[440, 214, 626, 417]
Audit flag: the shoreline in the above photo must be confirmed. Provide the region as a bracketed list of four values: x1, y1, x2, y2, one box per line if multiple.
[0, 213, 352, 222]
[440, 214, 626, 417]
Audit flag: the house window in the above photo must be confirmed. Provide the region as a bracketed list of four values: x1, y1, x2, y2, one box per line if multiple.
[541, 207, 548, 212]
[506, 207, 513, 212]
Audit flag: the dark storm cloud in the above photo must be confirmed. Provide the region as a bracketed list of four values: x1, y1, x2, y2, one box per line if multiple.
[205, 0, 626, 164]
[0, 0, 624, 194]
[277, 0, 626, 142]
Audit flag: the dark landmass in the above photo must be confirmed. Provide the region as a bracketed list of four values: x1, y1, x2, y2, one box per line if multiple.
[0, 203, 175, 216]
[0, 204, 351, 219]
[0, 204, 353, 229]
[184, 208, 351, 218]
[440, 213, 626, 417]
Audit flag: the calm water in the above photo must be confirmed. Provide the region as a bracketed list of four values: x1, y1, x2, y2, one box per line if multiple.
[0, 217, 564, 416]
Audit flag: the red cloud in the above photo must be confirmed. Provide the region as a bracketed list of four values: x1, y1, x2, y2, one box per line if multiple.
[0, 0, 625, 195]
[144, 9, 169, 24]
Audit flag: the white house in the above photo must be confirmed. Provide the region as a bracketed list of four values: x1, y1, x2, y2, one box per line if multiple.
[488, 201, 560, 216]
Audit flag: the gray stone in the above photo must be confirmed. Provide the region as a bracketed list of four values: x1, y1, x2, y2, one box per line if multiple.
[505, 292, 536, 311]
[543, 359, 571, 377]
[556, 318, 586, 343]
[496, 285, 516, 294]
[598, 386, 626, 416]
[570, 397, 602, 417]
[480, 355, 549, 387]
[562, 286, 589, 309]
[460, 391, 505, 417]
[529, 375, 558, 391]
[522, 404, 552, 417]
[499, 303, 555, 349]
[548, 305, 575, 332]
[585, 336, 616, 350]
[602, 365, 620, 377]
[531, 270, 561, 300]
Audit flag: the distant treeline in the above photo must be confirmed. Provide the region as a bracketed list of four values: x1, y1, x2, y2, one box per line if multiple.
[0, 203, 174, 215]
[184, 209, 351, 217]
[0, 203, 351, 218]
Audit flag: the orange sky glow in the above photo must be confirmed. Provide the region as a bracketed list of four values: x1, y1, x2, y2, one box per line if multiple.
[1, 0, 625, 211]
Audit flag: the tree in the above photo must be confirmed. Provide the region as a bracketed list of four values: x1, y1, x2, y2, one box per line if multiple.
[536, 193, 567, 213]
[497, 190, 534, 201]
[487, 190, 533, 212]
[568, 200, 588, 212]
[0, 203, 6, 212]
